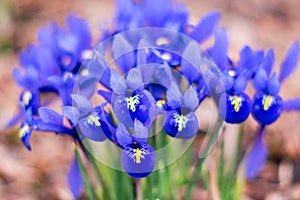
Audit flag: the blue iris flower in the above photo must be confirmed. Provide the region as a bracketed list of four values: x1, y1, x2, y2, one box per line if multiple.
[251, 42, 299, 125]
[163, 82, 199, 139]
[19, 107, 74, 150]
[208, 28, 263, 123]
[10, 44, 60, 126]
[218, 71, 251, 123]
[111, 0, 219, 70]
[48, 72, 75, 106]
[116, 120, 155, 178]
[246, 42, 300, 179]
[114, 0, 188, 32]
[38, 15, 92, 73]
[62, 94, 107, 141]
[112, 67, 156, 127]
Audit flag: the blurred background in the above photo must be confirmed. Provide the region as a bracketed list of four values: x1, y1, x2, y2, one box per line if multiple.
[1, 0, 300, 199]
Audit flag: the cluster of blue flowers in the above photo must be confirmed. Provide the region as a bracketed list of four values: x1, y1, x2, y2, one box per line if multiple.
[9, 0, 300, 197]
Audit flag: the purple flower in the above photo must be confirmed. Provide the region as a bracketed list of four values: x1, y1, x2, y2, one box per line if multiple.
[38, 15, 92, 73]
[112, 68, 156, 127]
[116, 120, 155, 178]
[251, 42, 299, 125]
[246, 42, 300, 179]
[163, 82, 199, 139]
[208, 28, 263, 123]
[62, 94, 107, 141]
[19, 107, 73, 150]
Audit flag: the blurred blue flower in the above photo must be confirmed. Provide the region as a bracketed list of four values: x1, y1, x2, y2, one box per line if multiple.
[208, 28, 263, 123]
[19, 107, 74, 150]
[8, 44, 60, 128]
[246, 42, 300, 179]
[251, 42, 299, 125]
[38, 15, 92, 73]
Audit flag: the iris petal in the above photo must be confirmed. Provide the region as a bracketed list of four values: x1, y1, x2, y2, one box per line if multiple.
[121, 143, 155, 178]
[282, 98, 300, 111]
[181, 41, 202, 83]
[208, 28, 228, 70]
[246, 127, 267, 179]
[129, 91, 152, 124]
[175, 112, 199, 139]
[267, 73, 280, 95]
[218, 92, 251, 124]
[71, 94, 93, 114]
[252, 68, 268, 91]
[262, 49, 275, 77]
[112, 34, 135, 73]
[68, 157, 83, 198]
[113, 95, 134, 127]
[189, 11, 220, 43]
[251, 93, 283, 125]
[62, 106, 81, 125]
[133, 120, 149, 144]
[78, 118, 106, 141]
[163, 110, 198, 139]
[126, 68, 144, 90]
[233, 72, 248, 93]
[116, 123, 132, 147]
[39, 107, 64, 125]
[20, 124, 33, 151]
[182, 86, 199, 111]
[166, 82, 182, 110]
[279, 41, 299, 82]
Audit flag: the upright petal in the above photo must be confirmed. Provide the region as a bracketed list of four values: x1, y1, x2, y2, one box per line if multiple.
[252, 68, 268, 92]
[182, 86, 199, 111]
[97, 90, 112, 103]
[189, 11, 220, 43]
[136, 39, 148, 66]
[112, 34, 135, 73]
[126, 68, 144, 90]
[133, 120, 148, 143]
[116, 123, 132, 147]
[262, 49, 275, 77]
[181, 41, 202, 83]
[267, 73, 280, 95]
[208, 28, 228, 70]
[166, 82, 182, 109]
[110, 69, 127, 95]
[279, 41, 299, 82]
[71, 94, 93, 114]
[233, 72, 248, 93]
[142, 0, 172, 27]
